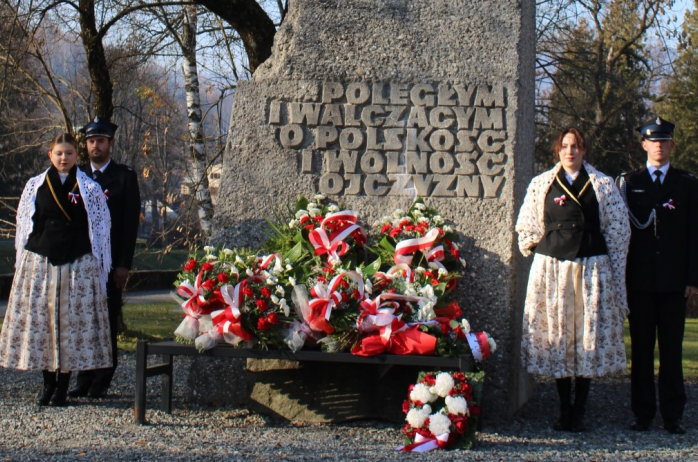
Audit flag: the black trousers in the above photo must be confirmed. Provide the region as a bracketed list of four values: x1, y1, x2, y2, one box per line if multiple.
[628, 290, 686, 424]
[76, 272, 122, 389]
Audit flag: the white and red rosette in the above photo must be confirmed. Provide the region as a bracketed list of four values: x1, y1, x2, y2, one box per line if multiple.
[466, 331, 493, 362]
[174, 270, 225, 341]
[308, 210, 365, 266]
[394, 228, 445, 270]
[663, 199, 675, 210]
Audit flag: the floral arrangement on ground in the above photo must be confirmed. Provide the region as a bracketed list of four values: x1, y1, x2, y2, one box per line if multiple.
[171, 195, 497, 365]
[398, 370, 484, 451]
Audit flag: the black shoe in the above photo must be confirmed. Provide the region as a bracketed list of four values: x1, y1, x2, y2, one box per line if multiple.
[37, 383, 56, 406]
[665, 420, 686, 435]
[630, 419, 651, 431]
[67, 384, 90, 398]
[50, 372, 70, 406]
[88, 385, 108, 399]
[570, 408, 587, 433]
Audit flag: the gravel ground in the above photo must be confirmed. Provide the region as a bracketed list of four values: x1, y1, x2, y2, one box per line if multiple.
[1, 353, 696, 461]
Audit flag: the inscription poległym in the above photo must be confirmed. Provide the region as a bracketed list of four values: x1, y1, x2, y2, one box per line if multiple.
[267, 82, 508, 198]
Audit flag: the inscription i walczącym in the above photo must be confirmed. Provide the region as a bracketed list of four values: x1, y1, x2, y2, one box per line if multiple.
[266, 81, 508, 198]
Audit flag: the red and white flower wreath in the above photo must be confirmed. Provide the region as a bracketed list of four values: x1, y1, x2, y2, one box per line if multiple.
[397, 371, 480, 452]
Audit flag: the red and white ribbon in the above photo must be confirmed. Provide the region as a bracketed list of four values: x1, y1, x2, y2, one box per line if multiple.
[307, 270, 365, 334]
[466, 331, 492, 362]
[663, 199, 675, 210]
[374, 263, 414, 285]
[394, 228, 445, 269]
[308, 211, 365, 266]
[68, 192, 80, 204]
[397, 432, 450, 452]
[554, 195, 566, 206]
[177, 273, 207, 317]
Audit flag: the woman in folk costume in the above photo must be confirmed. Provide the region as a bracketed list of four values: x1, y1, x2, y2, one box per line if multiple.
[0, 133, 112, 406]
[515, 128, 631, 432]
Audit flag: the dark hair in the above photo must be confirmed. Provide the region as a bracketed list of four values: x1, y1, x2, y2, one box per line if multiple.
[49, 133, 78, 151]
[552, 128, 587, 162]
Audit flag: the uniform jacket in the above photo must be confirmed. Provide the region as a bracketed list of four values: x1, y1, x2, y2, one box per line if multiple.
[80, 160, 141, 270]
[619, 166, 698, 293]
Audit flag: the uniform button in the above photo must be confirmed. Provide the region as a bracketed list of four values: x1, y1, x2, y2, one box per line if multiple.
[572, 224, 577, 229]
[558, 224, 563, 229]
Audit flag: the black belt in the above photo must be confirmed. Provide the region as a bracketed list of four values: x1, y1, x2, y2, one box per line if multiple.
[545, 222, 596, 232]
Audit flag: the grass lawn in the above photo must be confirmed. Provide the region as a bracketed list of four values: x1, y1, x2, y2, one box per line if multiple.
[2, 302, 698, 377]
[0, 240, 190, 274]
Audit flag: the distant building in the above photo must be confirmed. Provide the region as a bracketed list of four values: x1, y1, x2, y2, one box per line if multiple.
[180, 164, 222, 205]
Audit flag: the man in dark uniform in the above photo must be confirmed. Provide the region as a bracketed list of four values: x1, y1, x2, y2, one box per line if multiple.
[69, 117, 141, 398]
[619, 116, 698, 434]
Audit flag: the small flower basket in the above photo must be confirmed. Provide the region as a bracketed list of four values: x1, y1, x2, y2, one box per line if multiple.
[398, 370, 484, 452]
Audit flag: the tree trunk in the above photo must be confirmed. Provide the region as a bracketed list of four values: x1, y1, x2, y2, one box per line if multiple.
[78, 0, 114, 118]
[182, 5, 215, 240]
[194, 0, 276, 73]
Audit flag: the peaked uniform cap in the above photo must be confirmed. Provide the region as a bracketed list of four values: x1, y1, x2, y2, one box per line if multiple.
[637, 116, 674, 141]
[79, 116, 118, 139]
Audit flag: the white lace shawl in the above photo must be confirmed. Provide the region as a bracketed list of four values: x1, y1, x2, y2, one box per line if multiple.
[15, 168, 112, 291]
[515, 161, 631, 312]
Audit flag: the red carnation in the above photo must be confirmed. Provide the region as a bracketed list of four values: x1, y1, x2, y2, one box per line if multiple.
[260, 287, 271, 298]
[201, 262, 214, 272]
[352, 289, 361, 300]
[339, 279, 349, 288]
[267, 312, 279, 325]
[402, 400, 411, 414]
[184, 259, 197, 272]
[257, 317, 270, 331]
[217, 273, 229, 284]
[305, 224, 314, 230]
[402, 424, 416, 439]
[381, 223, 391, 233]
[242, 286, 254, 298]
[431, 278, 440, 286]
[440, 323, 450, 335]
[451, 248, 460, 259]
[201, 278, 216, 291]
[300, 215, 311, 225]
[317, 275, 327, 283]
[341, 292, 350, 302]
[256, 299, 268, 312]
[313, 215, 323, 222]
[389, 227, 401, 238]
[454, 417, 468, 434]
[423, 374, 436, 386]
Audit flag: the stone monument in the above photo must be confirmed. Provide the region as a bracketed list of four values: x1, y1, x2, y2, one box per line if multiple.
[211, 0, 536, 422]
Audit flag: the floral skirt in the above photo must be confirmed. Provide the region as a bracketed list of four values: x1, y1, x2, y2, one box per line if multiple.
[0, 250, 112, 372]
[521, 254, 627, 378]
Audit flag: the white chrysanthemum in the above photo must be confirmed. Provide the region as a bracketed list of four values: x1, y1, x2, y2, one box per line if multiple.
[223, 248, 234, 256]
[431, 373, 455, 397]
[461, 318, 471, 334]
[271, 295, 280, 304]
[428, 413, 452, 436]
[406, 407, 430, 429]
[203, 245, 215, 253]
[418, 285, 435, 299]
[245, 268, 254, 277]
[433, 215, 444, 225]
[392, 209, 405, 218]
[276, 285, 285, 295]
[437, 268, 448, 277]
[204, 254, 217, 261]
[409, 383, 436, 404]
[308, 206, 321, 217]
[445, 395, 468, 416]
[327, 204, 339, 213]
[235, 255, 245, 264]
[280, 298, 290, 317]
[443, 225, 453, 233]
[295, 209, 308, 219]
[415, 267, 426, 274]
[488, 334, 497, 353]
[266, 275, 278, 285]
[313, 194, 325, 201]
[417, 216, 428, 223]
[289, 277, 296, 287]
[289, 219, 298, 228]
[414, 202, 426, 210]
[412, 210, 423, 218]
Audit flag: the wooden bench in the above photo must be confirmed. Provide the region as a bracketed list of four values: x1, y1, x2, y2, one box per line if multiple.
[134, 339, 473, 425]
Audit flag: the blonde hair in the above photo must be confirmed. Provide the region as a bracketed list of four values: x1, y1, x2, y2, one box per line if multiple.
[49, 133, 78, 151]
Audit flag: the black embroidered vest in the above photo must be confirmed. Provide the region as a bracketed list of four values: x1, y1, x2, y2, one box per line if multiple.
[534, 167, 607, 261]
[25, 166, 92, 265]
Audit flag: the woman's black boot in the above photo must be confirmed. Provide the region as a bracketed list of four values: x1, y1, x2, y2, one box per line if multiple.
[571, 377, 591, 432]
[553, 378, 572, 431]
[37, 370, 56, 406]
[50, 372, 71, 406]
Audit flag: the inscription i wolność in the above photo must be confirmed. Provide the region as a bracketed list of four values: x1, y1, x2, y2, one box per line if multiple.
[267, 82, 508, 198]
